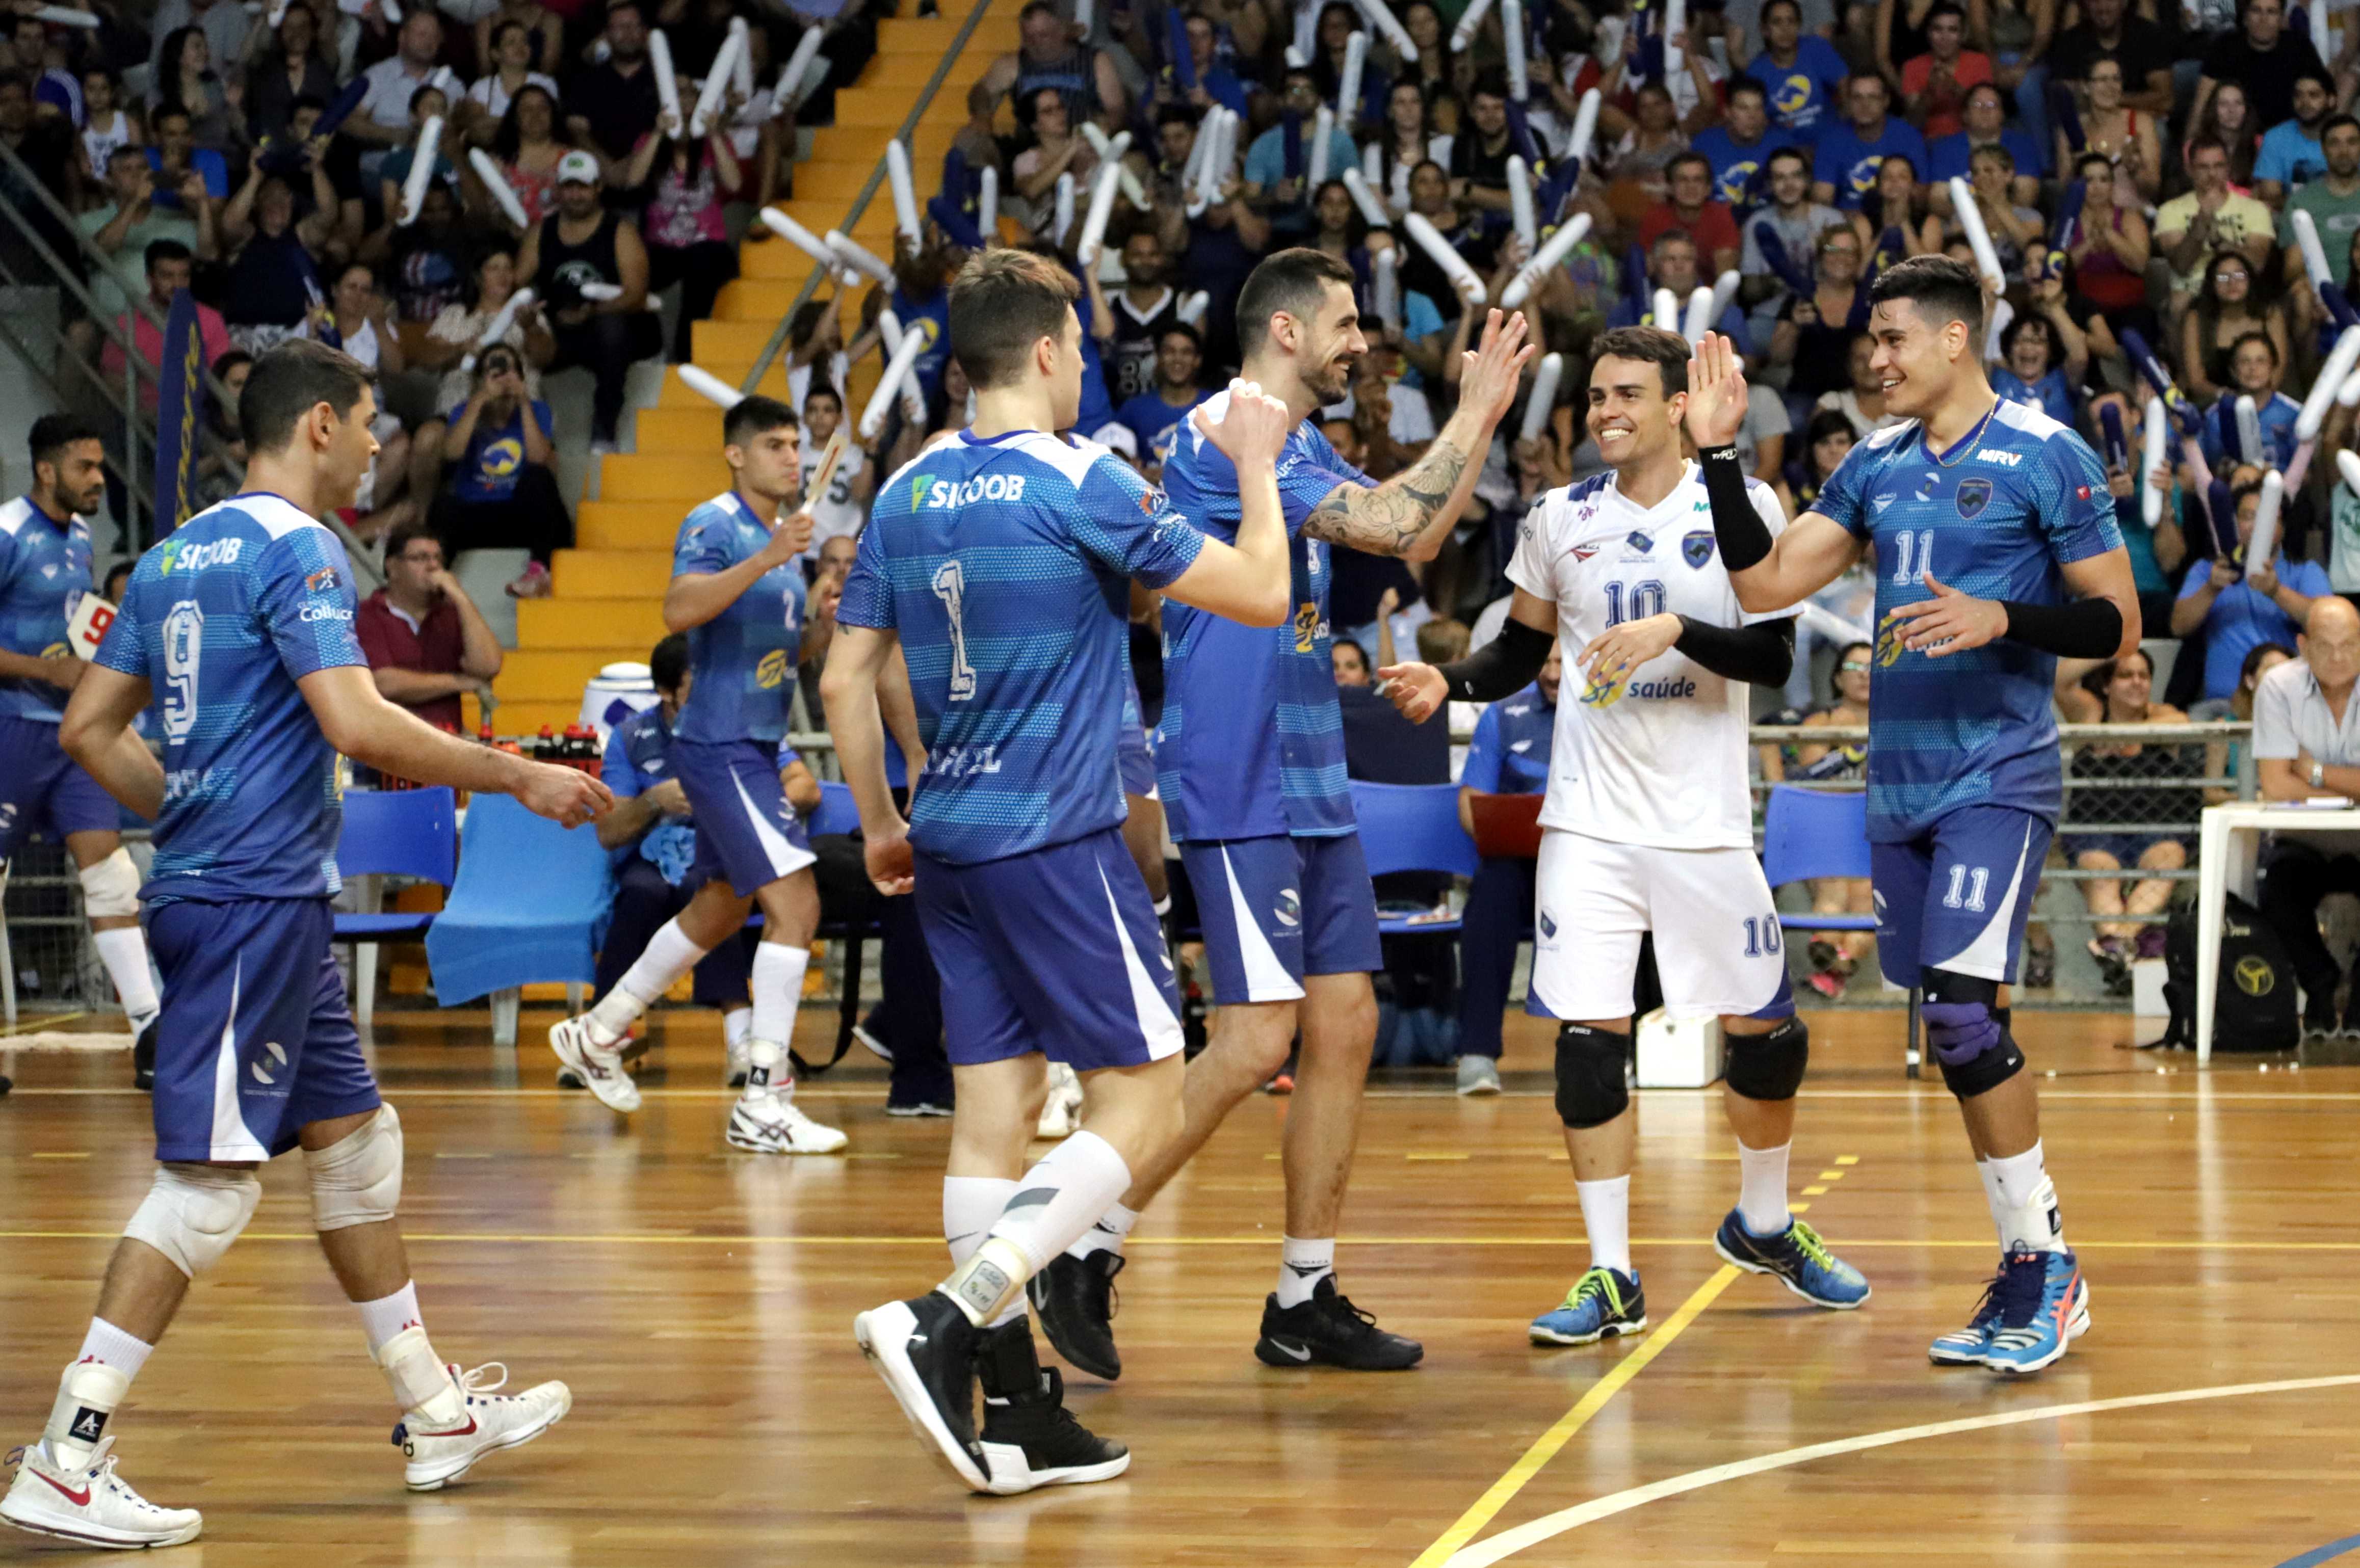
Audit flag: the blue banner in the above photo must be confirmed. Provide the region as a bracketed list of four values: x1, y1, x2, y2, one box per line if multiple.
[151, 286, 205, 536]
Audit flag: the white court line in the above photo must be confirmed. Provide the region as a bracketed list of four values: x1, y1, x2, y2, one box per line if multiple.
[0, 1032, 133, 1052]
[1440, 1373, 2360, 1567]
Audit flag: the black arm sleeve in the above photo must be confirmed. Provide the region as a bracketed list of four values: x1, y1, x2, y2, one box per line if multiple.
[1699, 444, 1774, 571]
[2000, 598, 2123, 658]
[1673, 615, 1795, 686]
[1436, 616, 1555, 702]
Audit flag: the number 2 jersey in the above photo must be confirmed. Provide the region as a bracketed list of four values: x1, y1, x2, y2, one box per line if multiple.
[94, 491, 368, 903]
[1810, 401, 2120, 842]
[1509, 463, 1790, 851]
[839, 428, 1204, 866]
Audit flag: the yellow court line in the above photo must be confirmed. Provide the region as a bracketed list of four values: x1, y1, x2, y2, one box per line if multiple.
[1408, 1265, 1742, 1568]
[4, 1229, 2360, 1250]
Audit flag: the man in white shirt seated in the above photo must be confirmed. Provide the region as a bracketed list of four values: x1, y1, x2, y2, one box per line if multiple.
[2253, 596, 2360, 1035]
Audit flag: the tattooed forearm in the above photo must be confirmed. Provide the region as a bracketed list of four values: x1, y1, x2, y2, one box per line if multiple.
[1303, 438, 1471, 557]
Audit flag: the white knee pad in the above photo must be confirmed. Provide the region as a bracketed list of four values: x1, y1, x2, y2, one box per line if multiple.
[122, 1163, 261, 1278]
[77, 848, 141, 920]
[306, 1102, 404, 1232]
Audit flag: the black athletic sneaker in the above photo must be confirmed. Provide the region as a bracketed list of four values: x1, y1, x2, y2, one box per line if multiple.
[131, 1020, 156, 1093]
[1254, 1277, 1423, 1370]
[854, 1290, 984, 1490]
[972, 1318, 1130, 1495]
[1028, 1250, 1124, 1381]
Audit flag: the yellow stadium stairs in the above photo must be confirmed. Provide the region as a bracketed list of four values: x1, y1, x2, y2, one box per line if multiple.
[488, 0, 1017, 737]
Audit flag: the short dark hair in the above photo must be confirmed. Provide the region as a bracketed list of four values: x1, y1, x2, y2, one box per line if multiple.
[2296, 68, 2336, 96]
[1236, 247, 1356, 359]
[1589, 326, 1690, 398]
[1766, 145, 1811, 177]
[1470, 69, 1510, 103]
[1926, 1, 1966, 23]
[106, 142, 146, 168]
[1667, 150, 1713, 182]
[2325, 113, 2360, 142]
[1867, 254, 1984, 341]
[802, 385, 843, 414]
[2186, 134, 2229, 162]
[491, 17, 527, 47]
[2076, 149, 2114, 178]
[1157, 321, 1204, 355]
[948, 248, 1081, 389]
[1970, 141, 2016, 173]
[2228, 327, 2280, 366]
[723, 394, 798, 447]
[384, 514, 440, 560]
[1726, 76, 1767, 103]
[649, 632, 690, 694]
[30, 413, 102, 473]
[150, 102, 190, 128]
[239, 338, 373, 454]
[1762, 0, 1803, 17]
[144, 237, 192, 274]
[408, 81, 445, 114]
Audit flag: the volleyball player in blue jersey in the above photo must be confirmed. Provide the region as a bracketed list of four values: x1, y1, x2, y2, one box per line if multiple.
[1690, 256, 2141, 1375]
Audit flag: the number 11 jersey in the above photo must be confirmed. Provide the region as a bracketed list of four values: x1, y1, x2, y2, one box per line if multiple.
[1508, 462, 1790, 852]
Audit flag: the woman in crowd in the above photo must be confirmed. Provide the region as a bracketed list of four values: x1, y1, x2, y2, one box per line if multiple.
[1793, 641, 1875, 997]
[428, 344, 571, 596]
[1397, 2, 1462, 131]
[1308, 178, 1394, 312]
[219, 163, 333, 353]
[1771, 227, 1868, 415]
[2186, 79, 2258, 191]
[489, 84, 567, 230]
[465, 19, 561, 145]
[2195, 642, 2293, 806]
[2066, 56, 2159, 204]
[1850, 153, 1941, 271]
[2182, 249, 2290, 407]
[474, 0, 564, 77]
[154, 25, 245, 160]
[622, 102, 741, 363]
[1011, 87, 1097, 238]
[2057, 650, 2192, 993]
[1938, 144, 2042, 280]
[77, 66, 139, 183]
[411, 244, 553, 501]
[1371, 79, 1451, 211]
[1331, 639, 1373, 687]
[1314, 2, 1385, 131]
[241, 0, 336, 149]
[312, 259, 412, 518]
[2064, 152, 2152, 350]
[1991, 294, 2085, 427]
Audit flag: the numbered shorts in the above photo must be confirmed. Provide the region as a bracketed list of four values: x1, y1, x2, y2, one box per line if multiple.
[1870, 805, 2053, 986]
[1181, 832, 1383, 1006]
[1118, 709, 1158, 799]
[147, 898, 380, 1162]
[0, 715, 119, 857]
[672, 737, 817, 897]
[915, 825, 1184, 1071]
[1526, 829, 1790, 1023]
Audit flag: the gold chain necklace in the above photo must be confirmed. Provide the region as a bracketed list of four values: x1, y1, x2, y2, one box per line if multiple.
[1926, 396, 2001, 469]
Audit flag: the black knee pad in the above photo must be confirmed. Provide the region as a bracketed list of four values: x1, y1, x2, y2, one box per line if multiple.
[1921, 969, 2024, 1099]
[1724, 1014, 1808, 1101]
[1554, 1023, 1632, 1129]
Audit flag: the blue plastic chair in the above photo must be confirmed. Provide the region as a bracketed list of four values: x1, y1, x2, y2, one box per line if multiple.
[1351, 781, 1480, 936]
[810, 780, 861, 837]
[334, 788, 458, 1028]
[424, 793, 614, 1045]
[1760, 785, 1922, 1078]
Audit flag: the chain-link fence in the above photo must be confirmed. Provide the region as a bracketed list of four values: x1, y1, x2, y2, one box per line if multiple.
[1752, 722, 2252, 1007]
[0, 838, 132, 1025]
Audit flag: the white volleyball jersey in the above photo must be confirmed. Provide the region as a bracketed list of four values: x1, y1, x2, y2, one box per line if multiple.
[1508, 460, 1791, 850]
[799, 442, 867, 549]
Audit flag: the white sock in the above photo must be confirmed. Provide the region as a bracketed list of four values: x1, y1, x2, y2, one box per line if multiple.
[944, 1176, 1025, 1327]
[1975, 1157, 2007, 1239]
[1986, 1142, 2065, 1254]
[354, 1280, 424, 1357]
[751, 944, 809, 1064]
[723, 1006, 752, 1048]
[1276, 1235, 1334, 1308]
[45, 1319, 151, 1469]
[587, 919, 710, 1042]
[1736, 1141, 1792, 1235]
[1576, 1175, 1633, 1277]
[743, 1036, 786, 1097]
[943, 1131, 1134, 1324]
[1066, 1200, 1139, 1262]
[91, 927, 159, 1033]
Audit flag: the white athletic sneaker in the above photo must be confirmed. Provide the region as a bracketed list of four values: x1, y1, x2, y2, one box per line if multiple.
[548, 1016, 640, 1113]
[1, 1438, 202, 1549]
[725, 1091, 848, 1154]
[725, 1034, 751, 1089]
[1036, 1061, 1084, 1139]
[396, 1364, 572, 1492]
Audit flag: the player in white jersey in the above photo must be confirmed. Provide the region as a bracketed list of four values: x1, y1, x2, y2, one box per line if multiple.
[1381, 327, 1869, 1346]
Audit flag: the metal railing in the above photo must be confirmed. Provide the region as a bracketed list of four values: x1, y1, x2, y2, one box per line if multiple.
[737, 0, 1002, 394]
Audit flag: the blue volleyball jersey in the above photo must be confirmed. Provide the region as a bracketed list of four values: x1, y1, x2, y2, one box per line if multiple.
[0, 495, 94, 723]
[93, 491, 368, 902]
[1810, 400, 2121, 841]
[840, 428, 1204, 866]
[671, 490, 807, 746]
[1157, 390, 1372, 843]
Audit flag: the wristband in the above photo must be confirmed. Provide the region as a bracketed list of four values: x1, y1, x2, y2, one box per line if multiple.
[1437, 616, 1555, 703]
[1699, 445, 1773, 571]
[1999, 597, 2122, 659]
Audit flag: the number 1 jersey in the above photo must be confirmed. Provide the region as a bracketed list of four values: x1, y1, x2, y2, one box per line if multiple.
[1810, 401, 2119, 843]
[1508, 463, 1791, 851]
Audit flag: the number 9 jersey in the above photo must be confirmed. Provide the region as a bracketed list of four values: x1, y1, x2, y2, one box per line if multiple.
[1508, 462, 1791, 851]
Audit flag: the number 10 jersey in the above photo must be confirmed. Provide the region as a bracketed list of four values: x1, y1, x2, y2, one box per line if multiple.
[1508, 462, 1791, 852]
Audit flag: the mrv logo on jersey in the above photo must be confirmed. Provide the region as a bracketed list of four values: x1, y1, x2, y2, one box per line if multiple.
[912, 474, 1028, 509]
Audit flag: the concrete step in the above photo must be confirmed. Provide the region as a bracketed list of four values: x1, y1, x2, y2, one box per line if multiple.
[493, 648, 637, 704]
[632, 405, 724, 452]
[552, 548, 674, 598]
[517, 592, 672, 647]
[596, 452, 731, 501]
[876, 16, 1018, 56]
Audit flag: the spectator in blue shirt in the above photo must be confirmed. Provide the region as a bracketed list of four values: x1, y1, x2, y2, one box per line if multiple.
[2171, 479, 2332, 699]
[1929, 83, 2045, 209]
[1748, 0, 1851, 138]
[1452, 647, 1559, 1094]
[425, 346, 574, 576]
[2198, 331, 2303, 472]
[2255, 69, 2336, 207]
[1990, 287, 2087, 429]
[1114, 323, 1214, 478]
[1812, 74, 1927, 210]
[1692, 77, 1796, 214]
[1244, 65, 1357, 233]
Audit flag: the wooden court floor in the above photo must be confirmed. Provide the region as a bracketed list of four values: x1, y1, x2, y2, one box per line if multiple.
[3, 1006, 2357, 1567]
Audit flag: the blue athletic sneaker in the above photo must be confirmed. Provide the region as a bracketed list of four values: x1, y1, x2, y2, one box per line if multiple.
[1928, 1271, 2006, 1366]
[1529, 1266, 1646, 1346]
[1712, 1210, 1871, 1309]
[1978, 1248, 2089, 1375]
